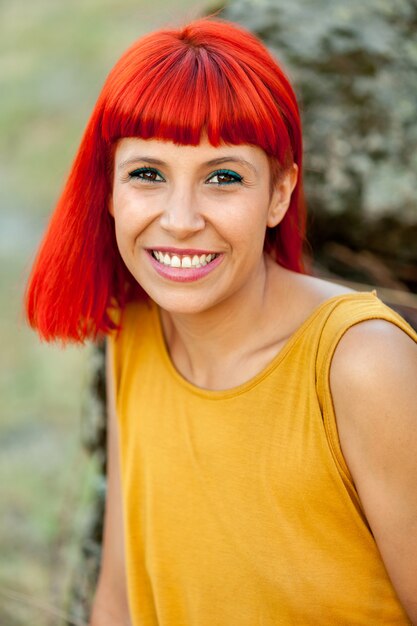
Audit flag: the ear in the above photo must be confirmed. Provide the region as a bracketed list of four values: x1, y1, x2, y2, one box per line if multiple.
[266, 163, 298, 228]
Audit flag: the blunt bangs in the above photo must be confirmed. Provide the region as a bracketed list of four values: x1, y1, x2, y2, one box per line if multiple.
[100, 23, 295, 166]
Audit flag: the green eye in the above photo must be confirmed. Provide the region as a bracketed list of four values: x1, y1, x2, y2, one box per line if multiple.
[129, 167, 165, 182]
[207, 169, 243, 185]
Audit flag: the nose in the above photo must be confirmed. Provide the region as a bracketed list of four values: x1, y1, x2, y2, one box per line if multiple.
[159, 186, 205, 239]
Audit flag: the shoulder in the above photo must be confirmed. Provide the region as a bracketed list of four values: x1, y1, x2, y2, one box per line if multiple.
[278, 269, 356, 306]
[269, 266, 356, 334]
[330, 316, 417, 434]
[328, 316, 417, 621]
[329, 316, 417, 482]
[330, 317, 417, 398]
[108, 297, 156, 380]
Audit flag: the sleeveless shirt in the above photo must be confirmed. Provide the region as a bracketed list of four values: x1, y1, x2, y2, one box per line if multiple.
[110, 291, 416, 625]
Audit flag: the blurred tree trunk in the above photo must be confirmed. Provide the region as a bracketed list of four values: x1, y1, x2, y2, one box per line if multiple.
[221, 0, 417, 304]
[65, 343, 107, 625]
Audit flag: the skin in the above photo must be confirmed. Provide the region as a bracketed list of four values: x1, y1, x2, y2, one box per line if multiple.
[110, 137, 294, 316]
[109, 136, 345, 389]
[91, 136, 417, 624]
[331, 321, 417, 623]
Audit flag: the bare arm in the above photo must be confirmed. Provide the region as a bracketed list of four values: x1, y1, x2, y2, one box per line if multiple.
[330, 320, 417, 624]
[89, 340, 132, 626]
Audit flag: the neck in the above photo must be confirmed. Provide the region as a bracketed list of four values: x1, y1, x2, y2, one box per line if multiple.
[159, 257, 287, 389]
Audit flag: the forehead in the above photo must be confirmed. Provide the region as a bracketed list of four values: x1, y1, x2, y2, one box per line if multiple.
[114, 136, 269, 170]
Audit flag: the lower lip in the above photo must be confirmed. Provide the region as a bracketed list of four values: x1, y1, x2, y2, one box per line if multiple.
[147, 252, 224, 283]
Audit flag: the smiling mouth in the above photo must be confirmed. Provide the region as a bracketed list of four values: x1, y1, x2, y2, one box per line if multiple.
[151, 250, 220, 269]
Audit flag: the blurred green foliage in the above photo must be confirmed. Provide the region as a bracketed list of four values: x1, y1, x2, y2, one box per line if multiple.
[0, 0, 205, 221]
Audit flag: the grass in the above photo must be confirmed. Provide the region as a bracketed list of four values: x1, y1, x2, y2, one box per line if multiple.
[0, 0, 206, 623]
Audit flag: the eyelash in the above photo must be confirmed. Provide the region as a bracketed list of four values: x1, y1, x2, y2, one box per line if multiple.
[127, 167, 243, 186]
[128, 167, 164, 183]
[206, 169, 243, 186]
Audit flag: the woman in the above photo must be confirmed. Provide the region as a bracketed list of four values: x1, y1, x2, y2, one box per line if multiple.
[25, 18, 417, 626]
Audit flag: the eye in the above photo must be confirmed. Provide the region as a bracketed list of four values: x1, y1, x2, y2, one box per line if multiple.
[206, 169, 243, 186]
[128, 167, 165, 183]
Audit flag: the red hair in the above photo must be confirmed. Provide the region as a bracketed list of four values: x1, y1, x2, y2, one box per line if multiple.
[25, 17, 306, 343]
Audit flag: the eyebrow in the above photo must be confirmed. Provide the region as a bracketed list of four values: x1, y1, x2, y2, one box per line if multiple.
[205, 157, 258, 174]
[117, 155, 258, 174]
[117, 157, 165, 170]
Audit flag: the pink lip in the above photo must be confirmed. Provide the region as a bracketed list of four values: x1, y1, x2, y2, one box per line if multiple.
[146, 246, 218, 255]
[147, 251, 224, 283]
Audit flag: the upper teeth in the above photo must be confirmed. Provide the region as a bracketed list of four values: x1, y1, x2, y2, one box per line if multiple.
[152, 251, 218, 268]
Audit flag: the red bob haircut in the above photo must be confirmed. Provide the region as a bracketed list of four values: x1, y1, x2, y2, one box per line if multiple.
[25, 17, 306, 343]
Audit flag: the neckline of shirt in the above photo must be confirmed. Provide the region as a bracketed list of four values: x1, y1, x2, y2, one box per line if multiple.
[150, 291, 377, 400]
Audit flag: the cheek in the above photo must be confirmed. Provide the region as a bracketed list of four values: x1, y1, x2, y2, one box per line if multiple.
[112, 197, 148, 241]
[112, 205, 143, 264]
[222, 203, 270, 245]
[113, 211, 134, 249]
[112, 218, 146, 285]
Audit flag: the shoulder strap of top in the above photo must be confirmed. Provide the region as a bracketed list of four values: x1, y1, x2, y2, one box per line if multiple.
[316, 291, 417, 487]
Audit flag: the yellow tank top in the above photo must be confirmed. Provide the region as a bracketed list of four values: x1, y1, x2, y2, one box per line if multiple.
[110, 292, 416, 625]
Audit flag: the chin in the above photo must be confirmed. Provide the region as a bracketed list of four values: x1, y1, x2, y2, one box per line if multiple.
[156, 294, 219, 316]
[137, 281, 224, 317]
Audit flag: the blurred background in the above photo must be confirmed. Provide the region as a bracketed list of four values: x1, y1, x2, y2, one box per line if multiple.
[1, 0, 416, 624]
[0, 1, 205, 624]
